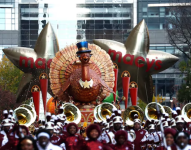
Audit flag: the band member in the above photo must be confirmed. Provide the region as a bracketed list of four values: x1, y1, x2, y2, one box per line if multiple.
[17, 136, 37, 150]
[36, 129, 62, 150]
[175, 116, 185, 132]
[174, 131, 191, 150]
[156, 128, 177, 150]
[133, 119, 147, 150]
[45, 122, 54, 135]
[106, 114, 133, 145]
[170, 119, 177, 130]
[147, 124, 155, 150]
[64, 123, 83, 150]
[0, 117, 11, 147]
[83, 124, 105, 150]
[1, 124, 30, 150]
[50, 126, 62, 146]
[112, 130, 133, 150]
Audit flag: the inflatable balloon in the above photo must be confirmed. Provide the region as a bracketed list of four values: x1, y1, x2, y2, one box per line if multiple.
[3, 23, 59, 103]
[103, 91, 118, 103]
[93, 20, 179, 104]
[46, 97, 56, 114]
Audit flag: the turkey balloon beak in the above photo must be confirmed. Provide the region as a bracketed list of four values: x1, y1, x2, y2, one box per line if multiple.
[83, 57, 89, 63]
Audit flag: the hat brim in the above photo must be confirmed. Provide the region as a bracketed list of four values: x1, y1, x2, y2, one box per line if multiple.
[176, 121, 184, 123]
[76, 50, 91, 54]
[46, 127, 54, 130]
[113, 121, 122, 124]
[3, 123, 12, 126]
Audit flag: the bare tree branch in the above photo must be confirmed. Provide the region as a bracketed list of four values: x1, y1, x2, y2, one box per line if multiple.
[166, 0, 191, 59]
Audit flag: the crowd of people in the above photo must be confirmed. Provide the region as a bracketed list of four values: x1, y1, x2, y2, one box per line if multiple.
[0, 106, 190, 150]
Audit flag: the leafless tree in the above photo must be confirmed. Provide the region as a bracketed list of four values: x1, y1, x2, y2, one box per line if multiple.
[166, 0, 191, 59]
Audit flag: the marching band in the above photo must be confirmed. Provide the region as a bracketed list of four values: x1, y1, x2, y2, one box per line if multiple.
[0, 102, 191, 150]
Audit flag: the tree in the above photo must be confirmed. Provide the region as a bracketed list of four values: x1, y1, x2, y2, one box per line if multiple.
[0, 55, 23, 93]
[177, 60, 191, 103]
[166, 0, 191, 59]
[0, 87, 21, 120]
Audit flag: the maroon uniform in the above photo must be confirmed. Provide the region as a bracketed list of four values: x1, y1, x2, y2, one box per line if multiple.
[64, 134, 83, 150]
[84, 140, 103, 150]
[112, 142, 133, 150]
[0, 131, 19, 150]
[134, 129, 147, 150]
[50, 135, 62, 146]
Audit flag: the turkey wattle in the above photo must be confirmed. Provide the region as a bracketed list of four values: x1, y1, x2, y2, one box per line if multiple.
[49, 41, 115, 104]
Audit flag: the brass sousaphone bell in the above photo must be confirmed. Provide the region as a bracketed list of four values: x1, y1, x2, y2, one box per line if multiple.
[13, 104, 35, 127]
[182, 103, 191, 122]
[163, 106, 172, 118]
[94, 102, 117, 121]
[62, 103, 81, 124]
[145, 102, 165, 121]
[123, 105, 144, 126]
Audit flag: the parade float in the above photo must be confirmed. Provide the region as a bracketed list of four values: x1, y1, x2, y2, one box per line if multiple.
[3, 20, 179, 126]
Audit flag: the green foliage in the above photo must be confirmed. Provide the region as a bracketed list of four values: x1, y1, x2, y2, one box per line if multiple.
[177, 84, 190, 103]
[177, 60, 191, 103]
[137, 99, 147, 112]
[0, 55, 23, 93]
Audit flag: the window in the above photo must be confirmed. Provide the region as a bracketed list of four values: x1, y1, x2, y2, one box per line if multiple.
[166, 47, 175, 54]
[0, 24, 5, 30]
[0, 9, 5, 19]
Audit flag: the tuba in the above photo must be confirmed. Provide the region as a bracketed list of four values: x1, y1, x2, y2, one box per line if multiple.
[94, 102, 117, 121]
[182, 103, 191, 122]
[19, 104, 36, 123]
[163, 106, 172, 118]
[62, 103, 81, 124]
[13, 106, 34, 127]
[145, 102, 165, 121]
[123, 106, 144, 126]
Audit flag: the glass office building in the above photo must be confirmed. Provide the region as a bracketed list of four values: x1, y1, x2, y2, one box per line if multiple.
[137, 0, 185, 101]
[0, 0, 19, 59]
[19, 0, 135, 49]
[76, 3, 134, 44]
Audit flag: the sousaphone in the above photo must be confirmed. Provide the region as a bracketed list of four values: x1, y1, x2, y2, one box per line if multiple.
[62, 103, 81, 124]
[94, 102, 117, 121]
[145, 102, 165, 121]
[182, 103, 191, 122]
[123, 105, 144, 126]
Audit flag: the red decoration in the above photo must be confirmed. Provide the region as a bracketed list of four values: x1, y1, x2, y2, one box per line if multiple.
[113, 63, 118, 102]
[80, 108, 94, 126]
[121, 71, 131, 109]
[129, 81, 138, 106]
[39, 73, 48, 115]
[31, 85, 40, 121]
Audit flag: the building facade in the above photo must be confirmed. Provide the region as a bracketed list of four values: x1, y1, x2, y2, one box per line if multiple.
[0, 0, 19, 59]
[76, 0, 136, 44]
[137, 0, 185, 103]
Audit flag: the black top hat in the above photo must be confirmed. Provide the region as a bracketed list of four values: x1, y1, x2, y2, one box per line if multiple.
[76, 41, 91, 54]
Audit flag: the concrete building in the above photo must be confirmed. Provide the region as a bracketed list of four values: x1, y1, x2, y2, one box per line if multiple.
[137, 0, 186, 103]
